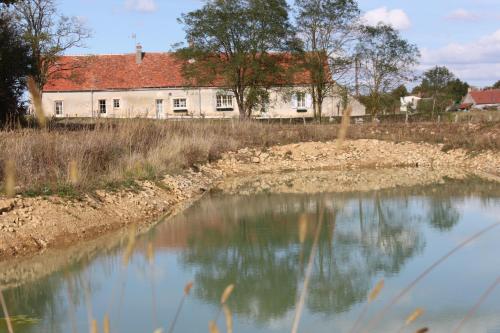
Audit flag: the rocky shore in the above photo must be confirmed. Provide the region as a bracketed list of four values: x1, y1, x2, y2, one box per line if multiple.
[1, 139, 499, 262]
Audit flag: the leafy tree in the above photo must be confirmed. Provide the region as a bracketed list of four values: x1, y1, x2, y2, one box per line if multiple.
[492, 80, 500, 89]
[356, 24, 420, 116]
[11, 0, 90, 91]
[420, 66, 454, 115]
[176, 0, 298, 119]
[0, 9, 32, 124]
[413, 66, 468, 114]
[294, 0, 360, 120]
[447, 78, 469, 103]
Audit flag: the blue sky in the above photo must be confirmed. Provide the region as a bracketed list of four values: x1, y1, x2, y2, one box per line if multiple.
[61, 0, 499, 87]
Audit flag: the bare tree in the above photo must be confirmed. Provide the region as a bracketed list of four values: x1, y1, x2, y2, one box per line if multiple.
[12, 0, 90, 91]
[356, 24, 420, 116]
[294, 0, 360, 121]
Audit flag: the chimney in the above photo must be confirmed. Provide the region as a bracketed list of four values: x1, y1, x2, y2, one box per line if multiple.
[135, 43, 143, 64]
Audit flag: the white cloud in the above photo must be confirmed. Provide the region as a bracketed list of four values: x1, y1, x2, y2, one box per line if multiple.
[446, 8, 479, 21]
[124, 0, 158, 13]
[362, 7, 412, 30]
[421, 29, 500, 85]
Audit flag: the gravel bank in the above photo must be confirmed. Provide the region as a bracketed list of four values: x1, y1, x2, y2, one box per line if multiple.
[1, 139, 499, 262]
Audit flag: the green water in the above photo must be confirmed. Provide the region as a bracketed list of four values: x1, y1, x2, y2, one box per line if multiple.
[1, 179, 500, 333]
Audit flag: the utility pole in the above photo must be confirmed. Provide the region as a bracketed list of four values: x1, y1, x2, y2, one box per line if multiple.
[354, 54, 360, 98]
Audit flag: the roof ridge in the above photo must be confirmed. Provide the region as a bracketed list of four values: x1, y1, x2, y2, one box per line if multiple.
[61, 51, 175, 57]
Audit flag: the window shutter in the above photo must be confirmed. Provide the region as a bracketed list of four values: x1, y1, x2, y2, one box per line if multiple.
[291, 94, 298, 109]
[306, 94, 313, 108]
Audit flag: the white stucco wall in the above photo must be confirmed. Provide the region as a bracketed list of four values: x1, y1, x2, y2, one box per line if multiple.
[41, 86, 366, 119]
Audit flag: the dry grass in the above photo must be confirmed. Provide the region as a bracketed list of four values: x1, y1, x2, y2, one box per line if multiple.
[0, 119, 499, 196]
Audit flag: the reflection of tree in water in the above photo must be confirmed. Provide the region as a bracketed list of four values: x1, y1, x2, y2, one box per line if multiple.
[1, 256, 116, 333]
[179, 192, 433, 323]
[428, 197, 460, 231]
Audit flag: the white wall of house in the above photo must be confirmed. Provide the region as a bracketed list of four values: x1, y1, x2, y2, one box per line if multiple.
[41, 86, 366, 119]
[400, 96, 421, 113]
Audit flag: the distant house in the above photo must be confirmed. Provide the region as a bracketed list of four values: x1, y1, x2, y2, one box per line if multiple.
[41, 44, 366, 119]
[400, 96, 421, 113]
[460, 89, 500, 110]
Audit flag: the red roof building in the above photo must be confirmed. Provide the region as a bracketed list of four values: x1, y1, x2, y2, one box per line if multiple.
[462, 89, 500, 110]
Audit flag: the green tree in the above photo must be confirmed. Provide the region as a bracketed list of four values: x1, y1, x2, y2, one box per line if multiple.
[413, 66, 468, 114]
[492, 80, 500, 89]
[420, 66, 454, 115]
[176, 0, 298, 119]
[294, 0, 360, 121]
[0, 7, 32, 124]
[356, 24, 420, 116]
[11, 0, 90, 91]
[447, 78, 469, 103]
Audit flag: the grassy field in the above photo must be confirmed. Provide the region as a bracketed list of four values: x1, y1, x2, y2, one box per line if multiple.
[0, 119, 499, 196]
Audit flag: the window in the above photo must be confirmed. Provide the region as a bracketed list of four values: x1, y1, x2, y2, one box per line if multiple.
[216, 94, 233, 110]
[293, 92, 309, 112]
[99, 100, 107, 114]
[297, 92, 306, 109]
[54, 101, 63, 115]
[173, 98, 187, 112]
[156, 99, 163, 116]
[113, 99, 120, 109]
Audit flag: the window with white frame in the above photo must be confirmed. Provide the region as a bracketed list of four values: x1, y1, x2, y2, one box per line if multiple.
[156, 99, 163, 115]
[297, 92, 306, 109]
[54, 101, 63, 115]
[216, 94, 233, 110]
[172, 98, 187, 112]
[113, 99, 120, 109]
[99, 100, 107, 114]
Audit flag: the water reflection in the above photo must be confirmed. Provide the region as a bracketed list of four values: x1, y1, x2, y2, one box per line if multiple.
[1, 178, 500, 333]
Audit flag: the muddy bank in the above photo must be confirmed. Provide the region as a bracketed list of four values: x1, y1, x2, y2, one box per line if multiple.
[1, 139, 499, 262]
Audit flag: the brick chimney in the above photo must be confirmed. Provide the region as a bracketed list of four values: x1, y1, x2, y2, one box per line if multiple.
[135, 43, 143, 64]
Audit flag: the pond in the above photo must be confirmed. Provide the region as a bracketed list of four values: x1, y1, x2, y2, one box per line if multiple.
[1, 177, 500, 333]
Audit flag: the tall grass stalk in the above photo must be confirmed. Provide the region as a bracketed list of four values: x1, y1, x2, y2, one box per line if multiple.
[3, 160, 15, 198]
[1, 120, 497, 195]
[167, 281, 193, 333]
[396, 308, 425, 333]
[452, 276, 500, 333]
[362, 221, 500, 333]
[291, 206, 327, 333]
[0, 290, 14, 333]
[348, 279, 385, 333]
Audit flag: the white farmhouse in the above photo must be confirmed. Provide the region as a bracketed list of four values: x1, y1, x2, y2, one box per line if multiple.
[41, 45, 365, 119]
[400, 96, 421, 113]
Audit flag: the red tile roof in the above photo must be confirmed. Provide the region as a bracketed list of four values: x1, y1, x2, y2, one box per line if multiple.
[470, 89, 500, 105]
[43, 52, 313, 92]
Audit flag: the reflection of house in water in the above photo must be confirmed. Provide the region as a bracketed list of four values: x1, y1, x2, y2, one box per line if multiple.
[148, 191, 431, 320]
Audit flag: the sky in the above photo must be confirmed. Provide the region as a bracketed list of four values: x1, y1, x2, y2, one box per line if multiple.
[61, 0, 500, 87]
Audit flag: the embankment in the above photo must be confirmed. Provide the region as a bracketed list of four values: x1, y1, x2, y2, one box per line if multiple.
[1, 139, 499, 262]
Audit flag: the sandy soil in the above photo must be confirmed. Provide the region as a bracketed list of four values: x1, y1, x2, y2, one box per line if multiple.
[1, 139, 499, 262]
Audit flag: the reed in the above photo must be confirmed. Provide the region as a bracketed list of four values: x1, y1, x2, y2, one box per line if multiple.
[348, 279, 385, 333]
[291, 206, 326, 333]
[3, 160, 15, 198]
[167, 281, 193, 333]
[396, 308, 425, 333]
[452, 276, 500, 333]
[361, 221, 500, 333]
[0, 119, 497, 196]
[0, 290, 14, 333]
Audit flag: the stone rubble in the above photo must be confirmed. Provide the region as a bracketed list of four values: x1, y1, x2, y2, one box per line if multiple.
[1, 139, 499, 261]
